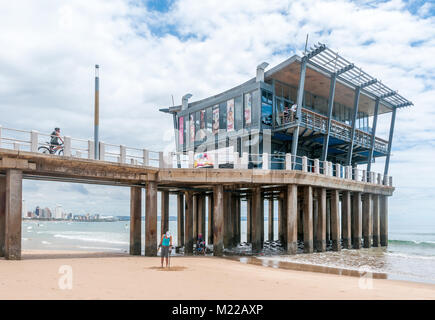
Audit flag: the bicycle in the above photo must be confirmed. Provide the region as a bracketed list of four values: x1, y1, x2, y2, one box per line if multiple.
[38, 142, 64, 155]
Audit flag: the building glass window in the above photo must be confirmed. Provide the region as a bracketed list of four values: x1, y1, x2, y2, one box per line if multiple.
[261, 90, 273, 127]
[234, 96, 242, 130]
[206, 107, 213, 134]
[219, 102, 227, 131]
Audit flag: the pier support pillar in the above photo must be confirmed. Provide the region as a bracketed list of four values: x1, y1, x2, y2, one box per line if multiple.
[129, 187, 142, 255]
[297, 198, 303, 241]
[184, 191, 194, 255]
[193, 194, 198, 243]
[0, 176, 6, 257]
[177, 193, 184, 247]
[362, 193, 372, 248]
[213, 185, 224, 256]
[234, 195, 241, 246]
[352, 192, 362, 249]
[197, 194, 205, 239]
[261, 192, 264, 245]
[372, 194, 380, 247]
[330, 189, 341, 251]
[303, 186, 313, 253]
[246, 196, 252, 243]
[341, 191, 352, 249]
[315, 188, 326, 252]
[286, 185, 298, 254]
[326, 197, 331, 242]
[4, 169, 22, 260]
[207, 194, 213, 245]
[223, 191, 233, 249]
[278, 190, 287, 246]
[160, 191, 169, 235]
[145, 181, 157, 256]
[251, 187, 263, 252]
[268, 198, 274, 241]
[380, 195, 388, 247]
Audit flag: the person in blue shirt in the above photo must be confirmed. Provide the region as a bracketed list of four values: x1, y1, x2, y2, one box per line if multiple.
[159, 231, 173, 268]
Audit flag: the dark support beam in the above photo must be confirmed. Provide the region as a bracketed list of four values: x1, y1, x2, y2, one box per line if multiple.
[251, 187, 263, 252]
[261, 192, 264, 245]
[278, 190, 287, 247]
[286, 185, 298, 254]
[367, 98, 380, 173]
[303, 186, 313, 253]
[384, 108, 397, 177]
[346, 87, 361, 165]
[207, 194, 213, 245]
[213, 185, 224, 255]
[235, 196, 241, 245]
[330, 189, 340, 251]
[184, 191, 194, 255]
[145, 181, 158, 256]
[246, 197, 252, 243]
[0, 176, 5, 257]
[380, 195, 389, 246]
[341, 191, 352, 249]
[5, 169, 23, 260]
[160, 191, 169, 235]
[315, 188, 326, 252]
[372, 195, 380, 247]
[197, 194, 205, 238]
[193, 195, 197, 243]
[129, 187, 142, 255]
[223, 191, 233, 248]
[362, 193, 372, 248]
[291, 57, 308, 167]
[177, 193, 184, 247]
[321, 74, 337, 161]
[268, 199, 274, 241]
[352, 192, 362, 249]
[326, 197, 331, 242]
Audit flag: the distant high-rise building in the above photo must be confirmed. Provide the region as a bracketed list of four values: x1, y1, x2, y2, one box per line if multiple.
[35, 206, 40, 217]
[54, 205, 64, 219]
[22, 200, 27, 218]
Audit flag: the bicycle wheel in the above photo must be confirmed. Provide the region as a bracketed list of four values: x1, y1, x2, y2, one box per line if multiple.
[38, 146, 51, 154]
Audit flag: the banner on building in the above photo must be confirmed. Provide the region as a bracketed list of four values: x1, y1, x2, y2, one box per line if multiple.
[212, 105, 219, 135]
[190, 114, 195, 143]
[244, 93, 252, 126]
[227, 99, 234, 132]
[178, 116, 184, 145]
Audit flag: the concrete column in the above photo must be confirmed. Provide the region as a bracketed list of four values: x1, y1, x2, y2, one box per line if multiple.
[286, 185, 298, 254]
[129, 187, 142, 255]
[223, 191, 233, 248]
[251, 187, 263, 252]
[193, 194, 198, 243]
[268, 198, 274, 241]
[315, 188, 326, 252]
[352, 192, 362, 249]
[362, 193, 372, 248]
[380, 195, 388, 247]
[213, 185, 224, 256]
[278, 191, 287, 245]
[0, 176, 6, 257]
[145, 181, 158, 257]
[234, 195, 241, 245]
[297, 198, 303, 241]
[197, 194, 205, 238]
[177, 193, 184, 247]
[372, 194, 380, 247]
[246, 196, 252, 243]
[160, 191, 169, 236]
[330, 189, 340, 251]
[261, 192, 264, 244]
[4, 169, 23, 260]
[184, 191, 194, 254]
[326, 197, 331, 242]
[207, 194, 213, 245]
[303, 186, 313, 253]
[341, 191, 352, 249]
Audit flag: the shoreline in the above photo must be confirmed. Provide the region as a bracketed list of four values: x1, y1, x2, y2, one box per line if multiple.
[0, 250, 433, 299]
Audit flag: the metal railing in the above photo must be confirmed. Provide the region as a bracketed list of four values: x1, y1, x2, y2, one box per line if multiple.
[275, 108, 389, 153]
[0, 125, 393, 187]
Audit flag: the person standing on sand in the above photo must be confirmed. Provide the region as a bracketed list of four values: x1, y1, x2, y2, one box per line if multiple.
[159, 231, 172, 268]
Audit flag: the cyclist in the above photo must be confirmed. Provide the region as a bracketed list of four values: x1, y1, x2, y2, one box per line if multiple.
[50, 127, 64, 154]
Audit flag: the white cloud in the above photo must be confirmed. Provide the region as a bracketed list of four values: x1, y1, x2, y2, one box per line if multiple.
[1, 0, 434, 222]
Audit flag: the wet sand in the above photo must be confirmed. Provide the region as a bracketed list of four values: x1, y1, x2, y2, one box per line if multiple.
[0, 250, 434, 299]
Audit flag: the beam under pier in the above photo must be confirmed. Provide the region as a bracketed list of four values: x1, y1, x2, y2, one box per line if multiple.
[352, 192, 362, 249]
[372, 194, 380, 247]
[177, 193, 184, 247]
[184, 191, 194, 255]
[207, 194, 213, 245]
[129, 187, 142, 255]
[160, 191, 169, 235]
[213, 185, 224, 256]
[362, 193, 372, 248]
[251, 187, 262, 252]
[0, 176, 5, 257]
[268, 198, 274, 241]
[380, 195, 388, 247]
[341, 191, 352, 249]
[286, 185, 298, 254]
[145, 181, 157, 256]
[330, 189, 340, 251]
[246, 196, 252, 243]
[5, 169, 23, 260]
[315, 188, 326, 252]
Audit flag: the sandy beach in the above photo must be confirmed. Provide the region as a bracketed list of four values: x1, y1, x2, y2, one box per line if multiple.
[0, 250, 434, 300]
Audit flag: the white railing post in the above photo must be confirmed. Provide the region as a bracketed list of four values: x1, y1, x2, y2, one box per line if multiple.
[335, 163, 341, 178]
[377, 173, 382, 185]
[314, 159, 320, 174]
[188, 151, 194, 169]
[143, 149, 149, 166]
[120, 145, 126, 164]
[302, 156, 308, 172]
[262, 152, 269, 170]
[165, 152, 173, 168]
[353, 168, 358, 181]
[99, 142, 105, 161]
[64, 136, 71, 157]
[285, 153, 292, 170]
[30, 130, 39, 153]
[14, 143, 19, 151]
[241, 152, 249, 169]
[76, 151, 82, 158]
[233, 152, 240, 169]
[88, 140, 94, 160]
[345, 166, 351, 179]
[213, 152, 219, 169]
[159, 151, 164, 168]
[362, 170, 367, 182]
[389, 176, 393, 187]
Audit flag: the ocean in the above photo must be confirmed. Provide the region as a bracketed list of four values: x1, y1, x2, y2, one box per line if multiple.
[21, 219, 435, 284]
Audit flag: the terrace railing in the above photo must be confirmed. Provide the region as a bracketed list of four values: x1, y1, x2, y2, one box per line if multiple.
[0, 125, 392, 187]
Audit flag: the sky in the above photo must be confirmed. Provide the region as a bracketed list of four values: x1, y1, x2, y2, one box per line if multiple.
[0, 0, 434, 224]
